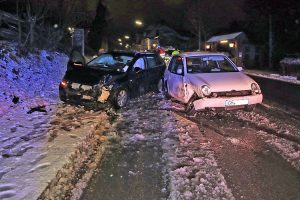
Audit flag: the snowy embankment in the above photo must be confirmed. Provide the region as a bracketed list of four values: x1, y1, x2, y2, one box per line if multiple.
[0, 41, 68, 116]
[245, 69, 300, 85]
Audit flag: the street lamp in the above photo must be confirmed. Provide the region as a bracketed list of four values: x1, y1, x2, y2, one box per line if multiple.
[134, 20, 144, 46]
[135, 20, 143, 27]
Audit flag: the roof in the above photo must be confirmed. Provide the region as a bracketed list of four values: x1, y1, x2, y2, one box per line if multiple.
[107, 51, 155, 56]
[180, 52, 226, 57]
[144, 24, 189, 41]
[206, 32, 244, 43]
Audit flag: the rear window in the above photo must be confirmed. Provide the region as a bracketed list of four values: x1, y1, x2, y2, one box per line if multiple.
[186, 55, 238, 73]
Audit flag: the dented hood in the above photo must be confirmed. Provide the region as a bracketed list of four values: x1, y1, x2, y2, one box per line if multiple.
[186, 72, 255, 92]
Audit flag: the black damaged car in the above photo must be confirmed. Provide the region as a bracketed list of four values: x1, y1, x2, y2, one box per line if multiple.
[59, 51, 166, 109]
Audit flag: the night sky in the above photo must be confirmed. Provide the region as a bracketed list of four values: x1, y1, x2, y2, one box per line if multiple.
[103, 0, 245, 36]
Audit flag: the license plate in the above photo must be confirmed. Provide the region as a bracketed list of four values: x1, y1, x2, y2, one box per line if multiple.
[82, 95, 93, 100]
[81, 85, 92, 91]
[225, 99, 248, 106]
[71, 83, 80, 89]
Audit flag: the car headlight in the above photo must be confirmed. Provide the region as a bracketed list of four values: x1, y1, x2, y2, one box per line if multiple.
[60, 79, 68, 88]
[251, 83, 260, 94]
[201, 85, 211, 97]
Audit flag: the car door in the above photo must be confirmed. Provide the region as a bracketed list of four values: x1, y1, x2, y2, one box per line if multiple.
[145, 54, 165, 87]
[128, 56, 148, 96]
[166, 56, 186, 102]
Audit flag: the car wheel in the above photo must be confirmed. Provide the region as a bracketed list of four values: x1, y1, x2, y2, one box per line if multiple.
[244, 105, 256, 112]
[138, 85, 145, 96]
[185, 101, 196, 116]
[164, 82, 171, 99]
[185, 95, 198, 116]
[156, 79, 164, 93]
[113, 88, 128, 109]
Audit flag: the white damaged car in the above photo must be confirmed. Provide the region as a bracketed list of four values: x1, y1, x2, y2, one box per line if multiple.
[163, 52, 263, 114]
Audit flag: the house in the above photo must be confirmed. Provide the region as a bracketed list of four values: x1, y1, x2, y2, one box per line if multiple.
[140, 24, 190, 51]
[206, 32, 263, 68]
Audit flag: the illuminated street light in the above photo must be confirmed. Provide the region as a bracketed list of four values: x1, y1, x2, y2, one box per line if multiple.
[135, 20, 143, 26]
[68, 27, 74, 33]
[220, 40, 228, 44]
[124, 35, 130, 40]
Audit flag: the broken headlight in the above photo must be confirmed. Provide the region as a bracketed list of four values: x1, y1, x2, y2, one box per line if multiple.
[251, 83, 260, 94]
[201, 85, 211, 97]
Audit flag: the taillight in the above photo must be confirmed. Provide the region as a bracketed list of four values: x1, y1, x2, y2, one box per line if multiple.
[60, 80, 68, 88]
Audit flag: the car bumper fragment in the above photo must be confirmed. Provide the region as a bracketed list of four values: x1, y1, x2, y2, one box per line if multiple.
[97, 87, 110, 103]
[193, 94, 263, 110]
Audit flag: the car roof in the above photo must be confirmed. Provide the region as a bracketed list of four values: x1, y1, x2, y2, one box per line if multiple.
[179, 51, 226, 57]
[108, 50, 156, 57]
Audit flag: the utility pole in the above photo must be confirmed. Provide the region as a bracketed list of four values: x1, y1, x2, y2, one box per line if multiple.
[16, 0, 22, 54]
[268, 14, 273, 69]
[198, 25, 201, 51]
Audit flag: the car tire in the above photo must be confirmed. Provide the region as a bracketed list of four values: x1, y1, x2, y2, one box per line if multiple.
[185, 95, 197, 116]
[244, 104, 256, 112]
[156, 78, 164, 93]
[112, 87, 129, 109]
[138, 85, 145, 96]
[164, 82, 171, 99]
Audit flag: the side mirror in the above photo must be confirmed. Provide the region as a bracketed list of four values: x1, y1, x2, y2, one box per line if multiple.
[73, 61, 84, 68]
[134, 67, 142, 73]
[69, 50, 86, 68]
[237, 67, 243, 71]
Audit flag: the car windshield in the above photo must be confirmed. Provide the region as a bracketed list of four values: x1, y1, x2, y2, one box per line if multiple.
[87, 53, 134, 72]
[186, 55, 238, 73]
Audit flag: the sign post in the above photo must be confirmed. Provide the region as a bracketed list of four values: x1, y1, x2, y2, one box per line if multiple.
[72, 29, 84, 55]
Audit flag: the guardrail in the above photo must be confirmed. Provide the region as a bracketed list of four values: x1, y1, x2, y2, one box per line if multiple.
[248, 74, 300, 110]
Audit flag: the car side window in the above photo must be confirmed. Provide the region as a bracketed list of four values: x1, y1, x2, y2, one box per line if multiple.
[155, 55, 165, 66]
[133, 57, 146, 70]
[168, 57, 176, 71]
[146, 56, 157, 69]
[169, 57, 184, 75]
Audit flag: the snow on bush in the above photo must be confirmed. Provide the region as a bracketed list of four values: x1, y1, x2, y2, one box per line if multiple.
[0, 41, 68, 116]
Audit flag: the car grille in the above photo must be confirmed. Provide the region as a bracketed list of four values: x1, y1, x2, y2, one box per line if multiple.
[69, 83, 99, 98]
[213, 90, 252, 97]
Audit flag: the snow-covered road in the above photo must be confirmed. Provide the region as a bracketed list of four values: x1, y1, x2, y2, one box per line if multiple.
[81, 93, 300, 200]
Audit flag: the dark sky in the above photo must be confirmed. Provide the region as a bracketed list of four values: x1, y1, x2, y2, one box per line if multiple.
[103, 0, 245, 36]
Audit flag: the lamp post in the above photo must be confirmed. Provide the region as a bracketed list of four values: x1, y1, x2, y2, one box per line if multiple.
[134, 20, 144, 45]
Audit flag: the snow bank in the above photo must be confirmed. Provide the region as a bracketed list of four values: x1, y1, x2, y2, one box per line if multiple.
[245, 71, 300, 85]
[0, 41, 68, 116]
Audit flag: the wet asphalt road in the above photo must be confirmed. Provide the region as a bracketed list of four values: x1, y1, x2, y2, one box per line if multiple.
[81, 94, 300, 200]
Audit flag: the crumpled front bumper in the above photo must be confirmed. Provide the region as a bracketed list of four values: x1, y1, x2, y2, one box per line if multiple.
[193, 94, 263, 110]
[59, 84, 112, 106]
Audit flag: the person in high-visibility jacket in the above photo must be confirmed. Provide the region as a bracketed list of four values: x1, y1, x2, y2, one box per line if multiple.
[171, 49, 180, 56]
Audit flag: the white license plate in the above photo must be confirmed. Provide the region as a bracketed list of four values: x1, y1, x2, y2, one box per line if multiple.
[225, 99, 248, 106]
[81, 85, 92, 91]
[71, 83, 80, 89]
[82, 95, 93, 100]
